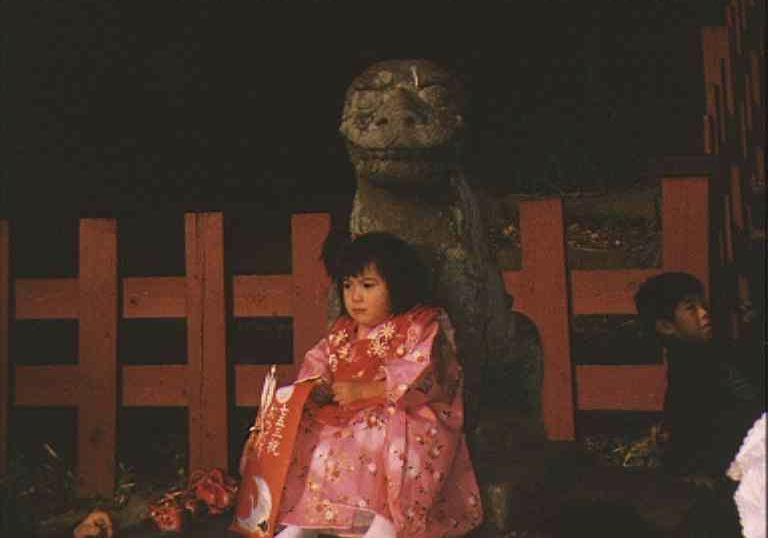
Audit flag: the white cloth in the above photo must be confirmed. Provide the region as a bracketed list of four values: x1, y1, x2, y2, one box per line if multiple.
[727, 412, 766, 538]
[275, 526, 318, 538]
[363, 515, 396, 538]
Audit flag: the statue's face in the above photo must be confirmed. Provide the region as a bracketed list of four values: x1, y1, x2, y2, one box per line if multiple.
[339, 59, 465, 186]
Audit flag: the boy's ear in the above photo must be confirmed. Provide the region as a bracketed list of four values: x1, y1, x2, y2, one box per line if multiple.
[655, 319, 678, 337]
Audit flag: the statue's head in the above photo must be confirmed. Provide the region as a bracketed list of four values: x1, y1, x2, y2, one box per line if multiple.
[339, 59, 466, 188]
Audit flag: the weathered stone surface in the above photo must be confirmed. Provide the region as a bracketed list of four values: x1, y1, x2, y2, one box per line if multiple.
[339, 59, 542, 436]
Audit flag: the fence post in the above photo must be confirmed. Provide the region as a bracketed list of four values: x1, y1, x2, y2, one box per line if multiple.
[77, 219, 118, 496]
[291, 214, 331, 369]
[508, 199, 574, 440]
[185, 213, 228, 472]
[661, 177, 710, 292]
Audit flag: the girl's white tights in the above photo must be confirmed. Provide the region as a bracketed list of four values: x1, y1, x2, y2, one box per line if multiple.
[274, 526, 317, 538]
[275, 515, 396, 538]
[363, 515, 397, 537]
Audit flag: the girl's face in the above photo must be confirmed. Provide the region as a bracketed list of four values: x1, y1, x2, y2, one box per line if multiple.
[342, 263, 392, 333]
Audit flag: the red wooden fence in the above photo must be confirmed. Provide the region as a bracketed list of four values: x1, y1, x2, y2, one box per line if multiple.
[701, 0, 764, 338]
[0, 177, 709, 495]
[503, 176, 709, 440]
[1, 213, 330, 496]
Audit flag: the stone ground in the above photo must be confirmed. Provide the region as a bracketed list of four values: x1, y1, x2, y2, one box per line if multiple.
[68, 457, 702, 538]
[30, 414, 719, 538]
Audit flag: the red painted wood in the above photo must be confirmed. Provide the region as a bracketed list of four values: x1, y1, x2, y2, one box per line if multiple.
[0, 222, 8, 475]
[123, 276, 186, 318]
[15, 278, 78, 319]
[729, 165, 745, 229]
[701, 26, 729, 148]
[122, 366, 189, 406]
[576, 365, 667, 411]
[701, 26, 729, 94]
[234, 364, 299, 407]
[185, 213, 228, 473]
[703, 114, 714, 154]
[517, 199, 574, 440]
[744, 74, 753, 132]
[749, 52, 761, 106]
[570, 269, 660, 315]
[662, 178, 710, 292]
[723, 196, 735, 263]
[14, 365, 81, 406]
[200, 214, 227, 471]
[290, 214, 331, 366]
[77, 219, 118, 496]
[186, 213, 205, 474]
[233, 275, 293, 317]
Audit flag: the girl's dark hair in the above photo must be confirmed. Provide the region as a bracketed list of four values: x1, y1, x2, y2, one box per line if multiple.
[322, 231, 432, 315]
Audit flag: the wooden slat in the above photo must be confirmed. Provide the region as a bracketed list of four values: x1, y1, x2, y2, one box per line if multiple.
[235, 364, 298, 407]
[576, 365, 667, 411]
[723, 195, 735, 263]
[77, 219, 118, 496]
[14, 365, 81, 406]
[729, 165, 745, 229]
[122, 365, 189, 406]
[518, 199, 574, 440]
[749, 52, 761, 106]
[123, 276, 186, 318]
[200, 213, 227, 471]
[702, 26, 729, 96]
[186, 213, 205, 473]
[570, 269, 660, 314]
[233, 275, 293, 317]
[184, 213, 228, 473]
[291, 214, 331, 365]
[15, 278, 78, 319]
[661, 178, 710, 292]
[0, 222, 8, 474]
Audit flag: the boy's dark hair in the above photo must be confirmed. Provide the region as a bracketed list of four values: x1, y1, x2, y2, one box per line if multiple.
[634, 272, 705, 334]
[322, 231, 432, 315]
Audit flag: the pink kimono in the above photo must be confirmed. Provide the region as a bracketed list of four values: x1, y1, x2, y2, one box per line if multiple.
[278, 305, 483, 537]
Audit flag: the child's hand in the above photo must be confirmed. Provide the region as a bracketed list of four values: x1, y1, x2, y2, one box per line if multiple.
[310, 381, 334, 405]
[332, 381, 363, 406]
[332, 381, 386, 405]
[73, 510, 113, 538]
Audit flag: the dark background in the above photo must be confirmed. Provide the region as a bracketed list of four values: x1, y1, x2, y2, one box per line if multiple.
[1, 0, 728, 217]
[0, 1, 741, 518]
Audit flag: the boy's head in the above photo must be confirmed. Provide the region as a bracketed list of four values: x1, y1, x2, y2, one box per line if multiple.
[634, 272, 712, 344]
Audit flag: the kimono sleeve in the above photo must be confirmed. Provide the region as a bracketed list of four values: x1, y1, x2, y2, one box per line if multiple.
[295, 336, 332, 384]
[381, 311, 454, 406]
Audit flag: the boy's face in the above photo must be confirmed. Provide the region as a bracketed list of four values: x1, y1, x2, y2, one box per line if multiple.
[657, 294, 712, 343]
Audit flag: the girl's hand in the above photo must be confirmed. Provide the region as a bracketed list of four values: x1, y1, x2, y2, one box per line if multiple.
[332, 381, 385, 406]
[73, 510, 113, 538]
[310, 381, 334, 405]
[332, 381, 362, 406]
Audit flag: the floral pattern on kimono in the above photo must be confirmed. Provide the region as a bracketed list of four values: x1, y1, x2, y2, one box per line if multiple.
[279, 305, 482, 537]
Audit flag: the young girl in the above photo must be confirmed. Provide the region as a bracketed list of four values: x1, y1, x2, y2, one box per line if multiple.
[276, 232, 482, 537]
